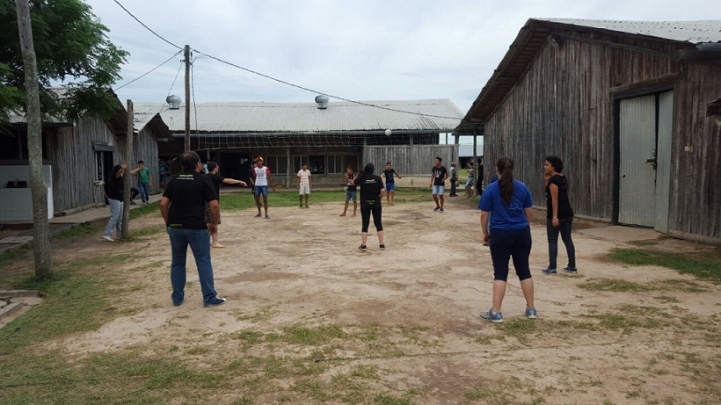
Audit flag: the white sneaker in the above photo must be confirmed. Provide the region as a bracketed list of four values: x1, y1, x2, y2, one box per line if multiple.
[102, 235, 115, 242]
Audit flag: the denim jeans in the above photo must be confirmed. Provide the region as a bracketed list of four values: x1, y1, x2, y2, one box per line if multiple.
[489, 226, 533, 281]
[138, 182, 150, 203]
[547, 217, 576, 269]
[104, 199, 123, 237]
[167, 227, 218, 305]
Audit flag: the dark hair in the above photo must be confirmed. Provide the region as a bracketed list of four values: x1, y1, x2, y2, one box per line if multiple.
[181, 151, 200, 172]
[386, 162, 391, 165]
[545, 155, 564, 173]
[206, 161, 218, 173]
[138, 160, 144, 165]
[496, 157, 515, 204]
[359, 163, 375, 180]
[435, 157, 442, 162]
[346, 165, 354, 171]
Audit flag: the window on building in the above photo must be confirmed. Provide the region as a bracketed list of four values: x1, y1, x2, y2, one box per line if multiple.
[308, 155, 325, 175]
[264, 156, 288, 175]
[95, 152, 104, 181]
[293, 155, 309, 172]
[327, 155, 345, 174]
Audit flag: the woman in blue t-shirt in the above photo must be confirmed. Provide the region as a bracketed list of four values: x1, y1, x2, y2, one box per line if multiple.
[478, 157, 537, 323]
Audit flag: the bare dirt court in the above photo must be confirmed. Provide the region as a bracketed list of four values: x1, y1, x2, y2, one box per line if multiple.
[39, 197, 721, 404]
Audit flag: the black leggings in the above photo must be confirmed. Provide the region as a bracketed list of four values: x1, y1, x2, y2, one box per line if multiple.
[361, 202, 383, 233]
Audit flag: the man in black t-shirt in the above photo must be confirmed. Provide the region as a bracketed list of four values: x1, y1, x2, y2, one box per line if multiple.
[160, 151, 226, 308]
[429, 157, 448, 212]
[205, 161, 247, 248]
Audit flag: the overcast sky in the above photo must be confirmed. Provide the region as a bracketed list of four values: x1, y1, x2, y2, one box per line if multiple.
[86, 0, 714, 116]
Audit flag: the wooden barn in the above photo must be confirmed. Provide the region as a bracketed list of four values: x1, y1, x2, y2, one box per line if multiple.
[0, 90, 170, 221]
[134, 98, 462, 188]
[457, 19, 721, 245]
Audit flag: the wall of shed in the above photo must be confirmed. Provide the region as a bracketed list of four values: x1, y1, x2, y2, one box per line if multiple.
[483, 36, 721, 240]
[363, 145, 458, 176]
[132, 128, 161, 195]
[47, 117, 123, 213]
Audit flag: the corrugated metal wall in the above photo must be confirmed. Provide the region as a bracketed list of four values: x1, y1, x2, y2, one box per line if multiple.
[363, 145, 458, 175]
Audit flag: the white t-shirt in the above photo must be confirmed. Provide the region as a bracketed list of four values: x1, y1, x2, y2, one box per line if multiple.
[297, 169, 311, 186]
[254, 166, 270, 186]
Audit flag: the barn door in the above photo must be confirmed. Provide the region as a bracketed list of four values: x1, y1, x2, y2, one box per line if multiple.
[618, 91, 673, 228]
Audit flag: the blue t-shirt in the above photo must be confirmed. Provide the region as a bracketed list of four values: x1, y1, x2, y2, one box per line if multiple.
[478, 180, 533, 230]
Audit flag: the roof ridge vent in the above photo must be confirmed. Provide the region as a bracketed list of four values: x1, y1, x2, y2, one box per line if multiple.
[315, 94, 329, 109]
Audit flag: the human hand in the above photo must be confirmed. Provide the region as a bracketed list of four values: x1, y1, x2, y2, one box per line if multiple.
[483, 233, 490, 244]
[120, 162, 127, 170]
[552, 218, 560, 227]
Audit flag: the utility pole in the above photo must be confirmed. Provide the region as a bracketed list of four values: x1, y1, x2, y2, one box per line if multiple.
[16, 0, 52, 279]
[184, 45, 191, 152]
[121, 100, 133, 239]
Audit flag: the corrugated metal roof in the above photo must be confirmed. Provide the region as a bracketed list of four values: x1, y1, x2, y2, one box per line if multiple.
[133, 99, 463, 133]
[540, 19, 721, 44]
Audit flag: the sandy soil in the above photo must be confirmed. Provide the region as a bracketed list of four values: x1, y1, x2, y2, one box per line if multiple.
[21, 196, 721, 404]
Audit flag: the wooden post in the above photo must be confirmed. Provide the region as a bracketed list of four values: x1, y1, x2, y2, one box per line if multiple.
[121, 100, 133, 239]
[16, 0, 52, 279]
[184, 45, 191, 152]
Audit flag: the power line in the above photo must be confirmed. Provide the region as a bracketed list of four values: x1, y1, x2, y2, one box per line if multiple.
[115, 50, 182, 91]
[191, 54, 199, 134]
[110, 0, 183, 50]
[166, 60, 184, 99]
[110, 0, 463, 122]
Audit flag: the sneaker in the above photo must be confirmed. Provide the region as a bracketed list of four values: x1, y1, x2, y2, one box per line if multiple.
[305, 205, 309, 208]
[379, 244, 386, 250]
[525, 307, 538, 319]
[254, 213, 262, 218]
[102, 235, 115, 242]
[563, 266, 578, 274]
[433, 207, 440, 212]
[480, 308, 504, 323]
[542, 268, 557, 275]
[173, 300, 184, 307]
[204, 297, 226, 307]
[358, 244, 367, 250]
[439, 208, 444, 213]
[265, 215, 270, 219]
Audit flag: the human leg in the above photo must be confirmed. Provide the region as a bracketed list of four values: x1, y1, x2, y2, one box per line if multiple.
[560, 218, 576, 268]
[432, 193, 440, 209]
[360, 204, 371, 247]
[546, 219, 560, 271]
[341, 199, 349, 216]
[253, 188, 262, 215]
[488, 228, 512, 312]
[167, 227, 189, 304]
[186, 228, 219, 305]
[370, 203, 384, 245]
[352, 201, 357, 216]
[510, 227, 535, 310]
[139, 182, 149, 203]
[104, 199, 122, 238]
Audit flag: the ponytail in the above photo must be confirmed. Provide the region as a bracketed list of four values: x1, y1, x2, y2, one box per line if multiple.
[496, 157, 515, 204]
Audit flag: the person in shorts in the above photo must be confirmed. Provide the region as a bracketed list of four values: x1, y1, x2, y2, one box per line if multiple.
[340, 165, 358, 217]
[205, 161, 247, 248]
[429, 157, 448, 212]
[297, 163, 312, 208]
[253, 157, 276, 219]
[382, 162, 402, 206]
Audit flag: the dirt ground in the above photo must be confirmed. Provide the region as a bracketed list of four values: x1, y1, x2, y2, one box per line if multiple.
[16, 196, 721, 404]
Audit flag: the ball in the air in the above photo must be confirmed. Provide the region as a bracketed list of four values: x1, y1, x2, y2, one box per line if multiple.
[385, 129, 392, 136]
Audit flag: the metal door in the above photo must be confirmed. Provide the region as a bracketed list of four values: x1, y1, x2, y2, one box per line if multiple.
[619, 94, 657, 227]
[654, 91, 673, 233]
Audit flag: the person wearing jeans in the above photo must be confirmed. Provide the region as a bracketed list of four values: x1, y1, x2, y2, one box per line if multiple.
[542, 156, 577, 275]
[160, 151, 226, 308]
[103, 163, 127, 242]
[131, 160, 152, 204]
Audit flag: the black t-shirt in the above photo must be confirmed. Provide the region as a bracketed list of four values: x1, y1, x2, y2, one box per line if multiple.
[545, 174, 574, 219]
[432, 165, 447, 186]
[207, 173, 224, 200]
[346, 172, 357, 192]
[383, 169, 397, 183]
[357, 175, 384, 205]
[164, 172, 218, 229]
[106, 165, 124, 201]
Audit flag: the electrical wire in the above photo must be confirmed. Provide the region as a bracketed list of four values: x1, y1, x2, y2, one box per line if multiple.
[191, 53, 199, 134]
[166, 60, 183, 100]
[115, 50, 182, 91]
[110, 0, 463, 122]
[110, 0, 183, 51]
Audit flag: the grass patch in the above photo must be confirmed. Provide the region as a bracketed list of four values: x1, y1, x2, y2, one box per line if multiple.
[0, 246, 30, 268]
[608, 247, 721, 283]
[129, 201, 161, 219]
[580, 278, 707, 293]
[53, 223, 95, 240]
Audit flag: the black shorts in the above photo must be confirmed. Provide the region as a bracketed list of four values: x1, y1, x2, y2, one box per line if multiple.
[204, 204, 221, 224]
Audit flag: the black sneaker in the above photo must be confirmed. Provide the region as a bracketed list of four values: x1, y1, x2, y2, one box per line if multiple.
[358, 244, 367, 250]
[173, 300, 184, 307]
[433, 207, 440, 212]
[379, 244, 385, 250]
[563, 266, 578, 274]
[439, 208, 444, 213]
[542, 268, 557, 275]
[204, 297, 226, 307]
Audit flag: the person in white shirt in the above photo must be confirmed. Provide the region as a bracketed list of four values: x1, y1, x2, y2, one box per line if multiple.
[252, 157, 276, 219]
[297, 163, 312, 208]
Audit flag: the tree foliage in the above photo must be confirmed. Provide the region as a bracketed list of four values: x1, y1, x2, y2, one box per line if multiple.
[0, 0, 128, 126]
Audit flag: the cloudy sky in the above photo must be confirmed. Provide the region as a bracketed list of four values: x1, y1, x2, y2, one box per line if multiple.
[86, 0, 714, 116]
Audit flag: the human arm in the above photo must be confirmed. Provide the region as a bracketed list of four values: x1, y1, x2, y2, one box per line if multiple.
[549, 183, 560, 227]
[130, 167, 140, 175]
[222, 178, 247, 187]
[396, 170, 402, 180]
[429, 172, 434, 188]
[525, 207, 534, 224]
[481, 211, 490, 244]
[160, 197, 171, 225]
[208, 200, 220, 225]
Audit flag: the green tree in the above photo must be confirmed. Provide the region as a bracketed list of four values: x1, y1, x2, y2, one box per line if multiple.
[0, 0, 128, 126]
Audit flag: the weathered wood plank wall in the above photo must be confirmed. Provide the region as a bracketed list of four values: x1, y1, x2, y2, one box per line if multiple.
[48, 117, 123, 213]
[484, 36, 721, 239]
[133, 128, 160, 194]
